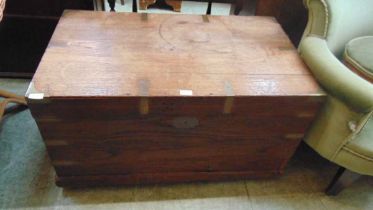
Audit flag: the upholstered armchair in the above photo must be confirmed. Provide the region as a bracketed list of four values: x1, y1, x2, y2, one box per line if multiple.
[299, 0, 373, 195]
[0, 0, 27, 120]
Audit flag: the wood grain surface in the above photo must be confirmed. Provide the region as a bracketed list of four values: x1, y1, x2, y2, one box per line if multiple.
[28, 95, 324, 185]
[27, 11, 325, 186]
[29, 10, 321, 98]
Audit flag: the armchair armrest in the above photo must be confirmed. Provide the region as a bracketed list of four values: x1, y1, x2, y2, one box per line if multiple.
[0, 0, 5, 22]
[299, 36, 373, 113]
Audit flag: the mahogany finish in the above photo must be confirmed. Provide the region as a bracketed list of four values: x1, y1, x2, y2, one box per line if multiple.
[27, 11, 325, 187]
[256, 0, 308, 46]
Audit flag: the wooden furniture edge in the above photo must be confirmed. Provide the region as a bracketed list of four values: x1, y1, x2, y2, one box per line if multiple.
[56, 170, 282, 187]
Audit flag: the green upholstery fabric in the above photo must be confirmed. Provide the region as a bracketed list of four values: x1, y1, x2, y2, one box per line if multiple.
[300, 0, 373, 176]
[344, 36, 373, 80]
[346, 117, 373, 162]
[299, 36, 373, 113]
[336, 148, 373, 176]
[302, 0, 328, 39]
[303, 0, 373, 58]
[303, 95, 365, 160]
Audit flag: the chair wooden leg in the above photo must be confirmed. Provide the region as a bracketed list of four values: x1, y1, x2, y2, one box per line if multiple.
[325, 167, 361, 196]
[133, 0, 137, 12]
[234, 0, 244, 15]
[206, 1, 212, 15]
[108, 0, 116, 11]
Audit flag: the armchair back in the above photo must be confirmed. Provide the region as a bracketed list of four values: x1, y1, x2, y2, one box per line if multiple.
[303, 0, 373, 58]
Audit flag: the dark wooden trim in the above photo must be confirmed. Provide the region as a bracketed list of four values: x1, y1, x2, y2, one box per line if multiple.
[325, 167, 361, 196]
[4, 14, 60, 20]
[0, 72, 33, 78]
[255, 0, 308, 46]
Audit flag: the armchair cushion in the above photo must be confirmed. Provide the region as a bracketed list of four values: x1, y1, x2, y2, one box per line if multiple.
[344, 36, 373, 82]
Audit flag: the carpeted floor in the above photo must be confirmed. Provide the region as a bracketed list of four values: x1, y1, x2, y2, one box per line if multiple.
[0, 78, 372, 210]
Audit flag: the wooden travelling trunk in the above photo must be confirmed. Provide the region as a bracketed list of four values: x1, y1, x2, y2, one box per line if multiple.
[27, 10, 325, 187]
